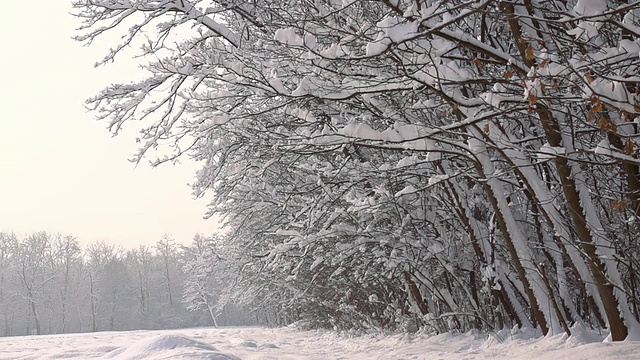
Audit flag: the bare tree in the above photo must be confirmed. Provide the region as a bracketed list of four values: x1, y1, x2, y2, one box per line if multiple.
[155, 234, 178, 307]
[15, 232, 56, 335]
[49, 234, 82, 333]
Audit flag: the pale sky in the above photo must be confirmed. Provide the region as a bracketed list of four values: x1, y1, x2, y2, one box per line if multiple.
[0, 1, 220, 247]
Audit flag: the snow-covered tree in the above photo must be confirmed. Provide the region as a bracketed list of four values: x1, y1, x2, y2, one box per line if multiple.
[155, 235, 178, 308]
[49, 234, 83, 333]
[126, 245, 154, 327]
[182, 234, 222, 327]
[86, 241, 131, 331]
[0, 232, 18, 336]
[72, 0, 640, 339]
[15, 232, 54, 335]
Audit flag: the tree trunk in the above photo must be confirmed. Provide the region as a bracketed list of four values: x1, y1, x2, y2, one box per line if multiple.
[543, 107, 628, 340]
[89, 272, 97, 332]
[500, 0, 630, 341]
[29, 296, 41, 335]
[468, 133, 553, 334]
[206, 302, 219, 328]
[403, 271, 428, 315]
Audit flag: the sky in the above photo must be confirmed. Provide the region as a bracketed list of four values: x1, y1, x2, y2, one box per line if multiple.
[0, 1, 220, 247]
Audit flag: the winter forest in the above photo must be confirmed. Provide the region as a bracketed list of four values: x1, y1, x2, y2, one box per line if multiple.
[57, 0, 640, 342]
[0, 232, 255, 336]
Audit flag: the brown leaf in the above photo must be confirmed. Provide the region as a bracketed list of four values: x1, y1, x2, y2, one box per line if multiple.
[505, 70, 513, 80]
[597, 114, 617, 133]
[483, 123, 490, 134]
[525, 45, 535, 61]
[612, 199, 626, 214]
[597, 116, 607, 130]
[587, 72, 594, 84]
[624, 139, 636, 155]
[472, 57, 485, 69]
[619, 111, 627, 122]
[539, 59, 548, 68]
[528, 93, 538, 105]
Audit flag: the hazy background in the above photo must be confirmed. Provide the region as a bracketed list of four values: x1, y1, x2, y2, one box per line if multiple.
[0, 1, 219, 246]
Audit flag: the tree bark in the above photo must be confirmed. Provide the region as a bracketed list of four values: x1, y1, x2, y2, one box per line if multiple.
[403, 271, 429, 315]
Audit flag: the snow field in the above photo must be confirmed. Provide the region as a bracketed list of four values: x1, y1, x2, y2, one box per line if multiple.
[0, 326, 638, 359]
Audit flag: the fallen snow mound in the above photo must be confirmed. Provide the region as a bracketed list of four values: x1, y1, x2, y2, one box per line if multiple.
[103, 334, 239, 360]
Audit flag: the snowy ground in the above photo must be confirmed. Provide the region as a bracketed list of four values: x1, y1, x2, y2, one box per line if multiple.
[0, 326, 638, 359]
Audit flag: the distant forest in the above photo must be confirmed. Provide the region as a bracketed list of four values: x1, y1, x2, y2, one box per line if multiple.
[0, 232, 256, 336]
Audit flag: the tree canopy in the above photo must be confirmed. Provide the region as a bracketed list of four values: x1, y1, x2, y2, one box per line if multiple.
[72, 0, 640, 340]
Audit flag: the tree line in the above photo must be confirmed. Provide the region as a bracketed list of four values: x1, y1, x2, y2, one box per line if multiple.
[0, 232, 256, 337]
[71, 0, 640, 340]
